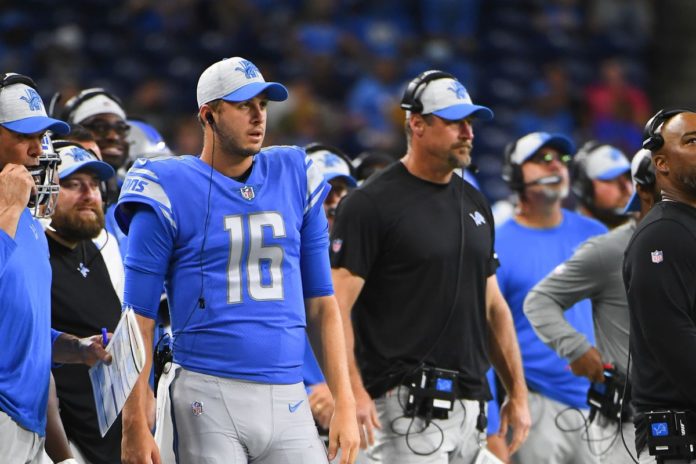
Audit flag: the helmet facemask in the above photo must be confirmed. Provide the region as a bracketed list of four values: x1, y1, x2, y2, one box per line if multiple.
[28, 133, 61, 218]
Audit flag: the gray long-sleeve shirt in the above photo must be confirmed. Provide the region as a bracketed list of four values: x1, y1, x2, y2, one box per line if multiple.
[523, 220, 634, 374]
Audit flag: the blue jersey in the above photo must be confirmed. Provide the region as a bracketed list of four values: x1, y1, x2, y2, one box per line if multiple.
[486, 368, 500, 435]
[495, 210, 606, 408]
[105, 203, 128, 258]
[0, 210, 54, 435]
[116, 147, 333, 384]
[302, 337, 325, 393]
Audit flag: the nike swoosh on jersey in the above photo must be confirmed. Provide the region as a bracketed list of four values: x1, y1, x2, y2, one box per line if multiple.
[288, 400, 304, 413]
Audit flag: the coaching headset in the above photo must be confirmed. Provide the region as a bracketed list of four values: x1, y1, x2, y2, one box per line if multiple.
[400, 70, 456, 113]
[571, 140, 609, 208]
[0, 72, 38, 92]
[60, 87, 125, 123]
[502, 139, 525, 192]
[642, 108, 694, 152]
[633, 150, 656, 187]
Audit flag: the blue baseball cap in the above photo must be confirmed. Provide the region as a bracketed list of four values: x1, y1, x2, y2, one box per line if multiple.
[0, 79, 69, 135]
[508, 132, 575, 165]
[582, 145, 630, 181]
[418, 77, 493, 121]
[56, 144, 115, 181]
[307, 149, 358, 188]
[197, 57, 288, 107]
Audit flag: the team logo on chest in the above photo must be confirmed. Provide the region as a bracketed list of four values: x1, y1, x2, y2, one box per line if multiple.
[469, 211, 486, 226]
[240, 185, 255, 201]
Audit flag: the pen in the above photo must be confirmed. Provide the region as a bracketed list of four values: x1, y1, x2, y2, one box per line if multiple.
[101, 327, 109, 346]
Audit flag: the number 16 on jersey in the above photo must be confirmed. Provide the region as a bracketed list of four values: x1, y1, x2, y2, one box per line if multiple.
[224, 212, 286, 304]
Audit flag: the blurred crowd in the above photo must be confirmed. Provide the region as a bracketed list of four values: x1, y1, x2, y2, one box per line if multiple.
[0, 0, 653, 201]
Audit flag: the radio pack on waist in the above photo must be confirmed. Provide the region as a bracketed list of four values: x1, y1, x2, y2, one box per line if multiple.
[639, 410, 696, 461]
[404, 366, 459, 423]
[587, 365, 632, 423]
[153, 329, 173, 394]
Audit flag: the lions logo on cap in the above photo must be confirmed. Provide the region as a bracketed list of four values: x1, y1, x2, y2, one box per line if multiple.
[323, 153, 342, 167]
[235, 59, 259, 79]
[66, 147, 90, 162]
[448, 82, 469, 100]
[20, 88, 42, 112]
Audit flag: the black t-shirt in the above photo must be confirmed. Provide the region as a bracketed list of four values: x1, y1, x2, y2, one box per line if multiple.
[623, 201, 696, 412]
[48, 234, 123, 464]
[330, 163, 497, 400]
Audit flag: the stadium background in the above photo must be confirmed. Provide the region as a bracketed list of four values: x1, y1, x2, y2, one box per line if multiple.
[2, 0, 692, 203]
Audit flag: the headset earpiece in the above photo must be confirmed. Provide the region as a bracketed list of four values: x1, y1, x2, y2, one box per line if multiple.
[642, 108, 694, 152]
[502, 139, 525, 192]
[206, 113, 215, 125]
[633, 154, 656, 186]
[60, 88, 124, 123]
[571, 141, 603, 207]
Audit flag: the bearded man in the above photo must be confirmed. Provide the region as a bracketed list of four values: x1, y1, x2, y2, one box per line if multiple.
[46, 142, 125, 464]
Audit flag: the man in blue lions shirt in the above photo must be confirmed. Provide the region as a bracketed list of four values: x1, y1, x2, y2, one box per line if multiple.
[0, 73, 111, 463]
[495, 131, 607, 463]
[118, 57, 359, 464]
[303, 143, 359, 430]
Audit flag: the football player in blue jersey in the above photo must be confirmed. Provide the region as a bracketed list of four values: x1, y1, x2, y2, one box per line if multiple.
[0, 73, 112, 463]
[118, 57, 359, 464]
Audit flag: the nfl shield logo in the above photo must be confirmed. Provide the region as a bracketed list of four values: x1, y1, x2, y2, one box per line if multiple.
[332, 239, 343, 253]
[651, 250, 663, 263]
[191, 401, 204, 416]
[240, 185, 255, 201]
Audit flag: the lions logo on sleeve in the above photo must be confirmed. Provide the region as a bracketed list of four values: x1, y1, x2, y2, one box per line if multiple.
[304, 155, 330, 216]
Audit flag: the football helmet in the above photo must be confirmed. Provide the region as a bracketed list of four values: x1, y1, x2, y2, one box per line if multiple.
[28, 133, 61, 218]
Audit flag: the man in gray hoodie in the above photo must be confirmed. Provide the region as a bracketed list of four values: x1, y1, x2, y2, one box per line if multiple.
[524, 149, 659, 464]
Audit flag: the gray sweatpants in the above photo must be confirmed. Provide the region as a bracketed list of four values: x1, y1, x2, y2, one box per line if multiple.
[591, 416, 636, 464]
[365, 387, 484, 463]
[169, 368, 328, 464]
[0, 410, 45, 464]
[512, 391, 600, 464]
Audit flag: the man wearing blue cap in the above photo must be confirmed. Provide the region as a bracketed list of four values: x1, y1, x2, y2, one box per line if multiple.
[0, 73, 111, 463]
[305, 143, 358, 234]
[524, 149, 659, 463]
[331, 70, 530, 463]
[496, 131, 607, 463]
[117, 57, 359, 464]
[301, 144, 358, 439]
[571, 142, 633, 229]
[45, 142, 128, 464]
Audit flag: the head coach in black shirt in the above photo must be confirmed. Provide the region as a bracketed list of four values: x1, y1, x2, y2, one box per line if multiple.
[624, 109, 696, 463]
[330, 70, 530, 463]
